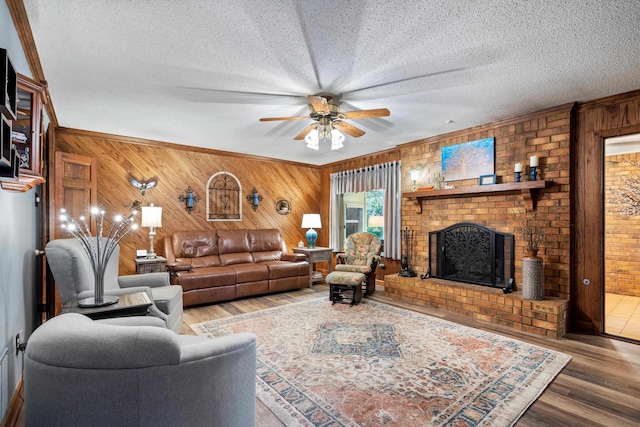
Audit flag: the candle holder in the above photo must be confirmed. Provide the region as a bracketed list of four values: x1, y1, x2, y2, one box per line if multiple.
[530, 166, 538, 181]
[515, 171, 522, 182]
[178, 186, 200, 214]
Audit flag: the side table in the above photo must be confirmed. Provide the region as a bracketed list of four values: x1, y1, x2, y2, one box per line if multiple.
[292, 247, 333, 287]
[62, 291, 152, 320]
[135, 256, 167, 274]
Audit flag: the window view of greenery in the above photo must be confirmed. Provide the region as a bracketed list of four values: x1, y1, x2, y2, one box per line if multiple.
[366, 190, 384, 238]
[342, 190, 384, 250]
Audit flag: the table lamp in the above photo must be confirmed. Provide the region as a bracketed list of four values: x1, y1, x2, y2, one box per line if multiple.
[368, 215, 384, 230]
[301, 214, 322, 249]
[141, 204, 162, 258]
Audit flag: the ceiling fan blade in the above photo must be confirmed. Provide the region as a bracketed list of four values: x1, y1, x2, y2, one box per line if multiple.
[334, 121, 365, 138]
[259, 116, 311, 122]
[308, 95, 329, 115]
[341, 108, 391, 120]
[293, 123, 317, 140]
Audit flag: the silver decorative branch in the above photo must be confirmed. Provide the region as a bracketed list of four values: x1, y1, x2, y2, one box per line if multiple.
[59, 207, 138, 304]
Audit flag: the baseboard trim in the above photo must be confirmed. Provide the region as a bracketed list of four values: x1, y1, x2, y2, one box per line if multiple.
[1, 376, 23, 427]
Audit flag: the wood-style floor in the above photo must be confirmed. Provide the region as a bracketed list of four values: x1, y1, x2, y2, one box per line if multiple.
[182, 284, 640, 427]
[8, 285, 640, 427]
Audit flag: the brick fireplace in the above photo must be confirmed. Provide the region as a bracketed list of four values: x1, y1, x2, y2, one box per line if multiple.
[387, 104, 572, 337]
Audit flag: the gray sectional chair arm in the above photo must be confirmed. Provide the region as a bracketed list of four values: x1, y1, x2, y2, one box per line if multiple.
[118, 272, 170, 288]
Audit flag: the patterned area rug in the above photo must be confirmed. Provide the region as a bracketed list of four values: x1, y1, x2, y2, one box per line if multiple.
[191, 297, 571, 427]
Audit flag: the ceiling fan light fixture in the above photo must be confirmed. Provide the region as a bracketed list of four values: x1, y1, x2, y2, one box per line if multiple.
[305, 129, 320, 150]
[330, 128, 345, 150]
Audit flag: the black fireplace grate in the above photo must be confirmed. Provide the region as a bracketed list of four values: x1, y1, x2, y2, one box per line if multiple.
[429, 223, 514, 288]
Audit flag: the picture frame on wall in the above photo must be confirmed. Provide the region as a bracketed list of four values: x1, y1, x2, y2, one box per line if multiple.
[276, 199, 291, 215]
[478, 174, 497, 185]
[442, 137, 495, 181]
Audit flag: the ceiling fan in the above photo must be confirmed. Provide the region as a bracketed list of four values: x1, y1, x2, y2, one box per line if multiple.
[259, 95, 390, 150]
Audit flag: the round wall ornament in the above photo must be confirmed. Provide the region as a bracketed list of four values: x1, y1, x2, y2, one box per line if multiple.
[276, 199, 292, 215]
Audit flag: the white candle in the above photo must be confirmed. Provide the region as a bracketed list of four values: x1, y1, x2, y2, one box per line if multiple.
[514, 162, 523, 172]
[530, 156, 539, 167]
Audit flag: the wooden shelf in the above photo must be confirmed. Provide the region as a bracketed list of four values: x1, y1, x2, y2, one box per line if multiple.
[1, 74, 46, 192]
[403, 179, 553, 213]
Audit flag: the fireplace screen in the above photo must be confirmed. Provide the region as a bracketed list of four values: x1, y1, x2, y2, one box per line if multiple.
[429, 223, 514, 288]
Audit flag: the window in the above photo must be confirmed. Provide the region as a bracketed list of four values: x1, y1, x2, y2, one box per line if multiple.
[339, 190, 384, 250]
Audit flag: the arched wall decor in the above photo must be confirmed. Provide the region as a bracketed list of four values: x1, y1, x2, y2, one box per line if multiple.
[206, 171, 242, 221]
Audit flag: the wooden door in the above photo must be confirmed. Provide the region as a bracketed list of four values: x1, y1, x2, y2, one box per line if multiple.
[48, 151, 97, 315]
[53, 152, 97, 238]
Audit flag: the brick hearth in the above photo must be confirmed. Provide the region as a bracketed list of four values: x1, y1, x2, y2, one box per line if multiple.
[384, 274, 568, 338]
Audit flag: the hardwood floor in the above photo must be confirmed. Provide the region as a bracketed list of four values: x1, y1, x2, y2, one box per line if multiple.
[183, 284, 640, 427]
[8, 284, 640, 427]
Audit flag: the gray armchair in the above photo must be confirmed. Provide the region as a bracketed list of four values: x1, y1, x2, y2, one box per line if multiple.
[25, 313, 257, 427]
[45, 238, 183, 333]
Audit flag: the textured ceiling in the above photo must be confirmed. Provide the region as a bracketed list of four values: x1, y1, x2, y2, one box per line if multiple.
[23, 0, 640, 165]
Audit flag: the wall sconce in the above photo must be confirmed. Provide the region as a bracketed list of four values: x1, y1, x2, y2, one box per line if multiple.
[409, 170, 420, 192]
[178, 186, 200, 214]
[246, 187, 262, 211]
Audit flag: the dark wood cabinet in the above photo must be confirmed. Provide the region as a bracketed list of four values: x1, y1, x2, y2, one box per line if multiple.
[1, 72, 46, 192]
[0, 48, 17, 173]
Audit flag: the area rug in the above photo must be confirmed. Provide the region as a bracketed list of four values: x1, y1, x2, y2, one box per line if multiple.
[191, 297, 571, 427]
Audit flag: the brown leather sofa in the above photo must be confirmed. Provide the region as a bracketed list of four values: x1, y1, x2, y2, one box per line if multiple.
[165, 229, 309, 307]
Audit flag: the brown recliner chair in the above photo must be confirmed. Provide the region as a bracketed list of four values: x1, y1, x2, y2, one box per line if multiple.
[335, 232, 382, 295]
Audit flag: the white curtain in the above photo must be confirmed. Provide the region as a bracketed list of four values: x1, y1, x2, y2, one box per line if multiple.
[329, 161, 402, 260]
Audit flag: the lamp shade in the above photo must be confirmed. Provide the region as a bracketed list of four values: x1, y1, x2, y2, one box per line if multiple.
[410, 170, 420, 181]
[368, 215, 384, 228]
[141, 205, 162, 228]
[301, 214, 321, 229]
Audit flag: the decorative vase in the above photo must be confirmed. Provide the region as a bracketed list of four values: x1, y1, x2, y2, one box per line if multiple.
[522, 250, 543, 300]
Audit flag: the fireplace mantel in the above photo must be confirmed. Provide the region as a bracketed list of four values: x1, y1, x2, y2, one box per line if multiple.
[403, 180, 552, 213]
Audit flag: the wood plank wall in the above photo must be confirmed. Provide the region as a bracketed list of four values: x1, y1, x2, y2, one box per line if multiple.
[53, 128, 321, 275]
[572, 89, 640, 333]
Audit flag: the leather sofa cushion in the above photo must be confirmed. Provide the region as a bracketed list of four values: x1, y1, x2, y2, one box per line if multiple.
[176, 255, 221, 268]
[263, 260, 309, 279]
[252, 250, 282, 263]
[218, 230, 253, 266]
[229, 263, 269, 283]
[217, 230, 250, 254]
[172, 230, 218, 258]
[248, 229, 284, 253]
[220, 252, 253, 266]
[175, 266, 237, 291]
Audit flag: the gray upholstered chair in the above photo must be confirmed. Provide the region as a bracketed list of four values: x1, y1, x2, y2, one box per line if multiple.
[24, 313, 257, 427]
[335, 232, 382, 296]
[45, 238, 183, 333]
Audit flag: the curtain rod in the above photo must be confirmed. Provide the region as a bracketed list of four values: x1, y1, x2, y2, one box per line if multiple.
[330, 160, 401, 177]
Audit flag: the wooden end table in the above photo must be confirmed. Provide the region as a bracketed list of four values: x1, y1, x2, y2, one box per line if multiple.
[293, 247, 333, 287]
[135, 256, 167, 274]
[62, 291, 152, 320]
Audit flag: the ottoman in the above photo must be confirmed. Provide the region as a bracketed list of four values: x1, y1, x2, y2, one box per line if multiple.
[326, 271, 365, 306]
